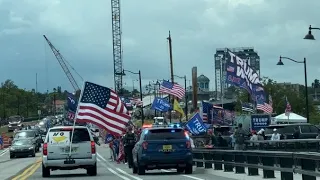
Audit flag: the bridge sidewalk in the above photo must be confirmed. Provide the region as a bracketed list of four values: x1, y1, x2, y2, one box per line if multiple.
[201, 167, 320, 180]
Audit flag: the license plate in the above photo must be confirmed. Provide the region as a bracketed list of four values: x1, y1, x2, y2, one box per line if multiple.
[64, 159, 75, 164]
[162, 145, 172, 150]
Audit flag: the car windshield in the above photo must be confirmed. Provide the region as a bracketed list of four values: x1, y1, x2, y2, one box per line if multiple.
[145, 128, 186, 140]
[13, 139, 32, 146]
[8, 116, 21, 122]
[15, 131, 35, 138]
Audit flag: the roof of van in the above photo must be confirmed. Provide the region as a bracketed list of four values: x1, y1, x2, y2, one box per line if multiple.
[50, 126, 88, 130]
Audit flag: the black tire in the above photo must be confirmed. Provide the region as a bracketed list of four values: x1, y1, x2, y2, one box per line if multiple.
[132, 164, 138, 174]
[87, 163, 97, 176]
[137, 162, 145, 175]
[32, 150, 36, 157]
[177, 167, 184, 173]
[42, 163, 50, 177]
[185, 163, 193, 174]
[10, 154, 14, 159]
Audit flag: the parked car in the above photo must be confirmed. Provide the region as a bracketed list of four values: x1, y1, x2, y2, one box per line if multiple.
[264, 123, 319, 139]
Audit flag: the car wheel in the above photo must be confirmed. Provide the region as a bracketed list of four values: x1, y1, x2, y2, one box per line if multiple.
[32, 150, 36, 157]
[185, 163, 193, 174]
[10, 154, 14, 159]
[42, 163, 50, 177]
[177, 167, 184, 173]
[87, 163, 97, 176]
[137, 162, 145, 175]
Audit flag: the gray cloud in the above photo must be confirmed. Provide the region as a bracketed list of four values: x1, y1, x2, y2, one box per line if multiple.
[0, 0, 319, 92]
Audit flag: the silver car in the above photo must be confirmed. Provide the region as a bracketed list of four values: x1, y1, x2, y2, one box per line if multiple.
[42, 126, 97, 177]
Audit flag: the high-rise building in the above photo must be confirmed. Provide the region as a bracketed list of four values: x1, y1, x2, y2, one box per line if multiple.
[214, 47, 260, 99]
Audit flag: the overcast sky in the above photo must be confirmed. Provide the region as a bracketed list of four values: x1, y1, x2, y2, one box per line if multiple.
[0, 0, 319, 93]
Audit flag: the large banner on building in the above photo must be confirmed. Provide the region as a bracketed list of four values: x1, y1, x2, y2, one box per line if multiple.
[225, 50, 266, 103]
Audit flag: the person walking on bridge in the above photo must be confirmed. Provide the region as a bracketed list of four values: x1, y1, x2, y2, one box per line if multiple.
[234, 123, 246, 150]
[122, 126, 136, 168]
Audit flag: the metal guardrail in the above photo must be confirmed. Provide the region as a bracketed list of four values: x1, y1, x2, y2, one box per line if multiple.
[192, 147, 320, 180]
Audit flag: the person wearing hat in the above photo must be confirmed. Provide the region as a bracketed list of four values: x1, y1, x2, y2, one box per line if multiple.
[271, 128, 280, 141]
[122, 126, 136, 168]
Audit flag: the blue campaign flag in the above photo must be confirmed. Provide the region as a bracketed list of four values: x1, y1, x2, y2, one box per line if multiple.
[225, 50, 267, 103]
[251, 114, 270, 131]
[105, 134, 114, 143]
[66, 92, 78, 112]
[151, 97, 171, 112]
[185, 113, 207, 136]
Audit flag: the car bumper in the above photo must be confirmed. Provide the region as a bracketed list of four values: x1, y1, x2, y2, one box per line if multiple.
[42, 154, 97, 169]
[10, 149, 34, 156]
[139, 152, 193, 169]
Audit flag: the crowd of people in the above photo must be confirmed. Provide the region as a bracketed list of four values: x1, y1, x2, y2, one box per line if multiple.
[105, 126, 141, 168]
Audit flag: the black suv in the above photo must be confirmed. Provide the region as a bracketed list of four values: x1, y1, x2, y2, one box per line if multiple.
[265, 123, 319, 139]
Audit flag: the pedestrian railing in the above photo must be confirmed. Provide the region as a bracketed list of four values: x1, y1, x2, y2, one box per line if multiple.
[245, 139, 320, 152]
[192, 148, 320, 180]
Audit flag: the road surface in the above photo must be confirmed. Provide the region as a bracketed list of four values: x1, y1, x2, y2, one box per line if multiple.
[1, 145, 233, 180]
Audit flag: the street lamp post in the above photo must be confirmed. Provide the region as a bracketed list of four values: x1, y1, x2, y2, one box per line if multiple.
[117, 69, 144, 125]
[173, 75, 188, 121]
[53, 88, 57, 116]
[277, 56, 309, 122]
[304, 25, 320, 40]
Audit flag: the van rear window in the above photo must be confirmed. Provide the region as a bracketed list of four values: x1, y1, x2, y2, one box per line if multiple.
[49, 128, 90, 142]
[145, 129, 185, 140]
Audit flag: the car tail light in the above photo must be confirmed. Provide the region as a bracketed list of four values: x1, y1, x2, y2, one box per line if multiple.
[186, 141, 191, 149]
[142, 141, 148, 150]
[91, 141, 96, 154]
[43, 143, 48, 155]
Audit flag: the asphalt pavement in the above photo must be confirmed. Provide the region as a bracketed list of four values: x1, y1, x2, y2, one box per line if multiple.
[8, 145, 234, 180]
[0, 148, 42, 180]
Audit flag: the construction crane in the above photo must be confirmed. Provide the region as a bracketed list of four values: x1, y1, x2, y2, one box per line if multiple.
[43, 35, 81, 92]
[111, 0, 123, 94]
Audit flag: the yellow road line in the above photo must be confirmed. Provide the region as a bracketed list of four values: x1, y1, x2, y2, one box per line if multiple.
[20, 161, 42, 180]
[11, 158, 42, 180]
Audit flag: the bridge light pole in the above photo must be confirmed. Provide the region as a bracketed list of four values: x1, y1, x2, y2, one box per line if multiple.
[117, 69, 144, 125]
[277, 56, 309, 122]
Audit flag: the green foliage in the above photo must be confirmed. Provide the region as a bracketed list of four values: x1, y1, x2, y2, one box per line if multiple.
[234, 77, 317, 120]
[0, 79, 67, 118]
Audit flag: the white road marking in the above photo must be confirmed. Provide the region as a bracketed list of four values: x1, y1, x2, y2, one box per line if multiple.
[99, 161, 131, 180]
[0, 148, 9, 156]
[97, 153, 107, 161]
[116, 168, 143, 180]
[161, 169, 205, 180]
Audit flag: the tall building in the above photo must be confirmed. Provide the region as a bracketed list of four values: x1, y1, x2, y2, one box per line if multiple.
[214, 47, 260, 99]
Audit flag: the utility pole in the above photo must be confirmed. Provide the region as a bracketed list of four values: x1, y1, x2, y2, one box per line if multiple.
[167, 31, 174, 123]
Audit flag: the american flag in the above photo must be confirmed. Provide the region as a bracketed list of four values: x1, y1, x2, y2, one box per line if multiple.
[76, 82, 131, 136]
[159, 80, 185, 99]
[256, 95, 273, 114]
[285, 96, 291, 116]
[67, 110, 75, 120]
[132, 98, 143, 106]
[226, 66, 234, 72]
[201, 101, 211, 122]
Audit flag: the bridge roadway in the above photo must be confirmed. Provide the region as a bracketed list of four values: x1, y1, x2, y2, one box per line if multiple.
[0, 146, 311, 180]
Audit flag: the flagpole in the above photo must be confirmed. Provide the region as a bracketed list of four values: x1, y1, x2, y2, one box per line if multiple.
[68, 82, 86, 157]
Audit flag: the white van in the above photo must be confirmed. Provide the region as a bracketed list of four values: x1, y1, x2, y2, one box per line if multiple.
[153, 117, 166, 125]
[42, 126, 97, 177]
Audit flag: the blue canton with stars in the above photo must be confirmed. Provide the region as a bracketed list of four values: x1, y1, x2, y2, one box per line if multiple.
[80, 82, 112, 109]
